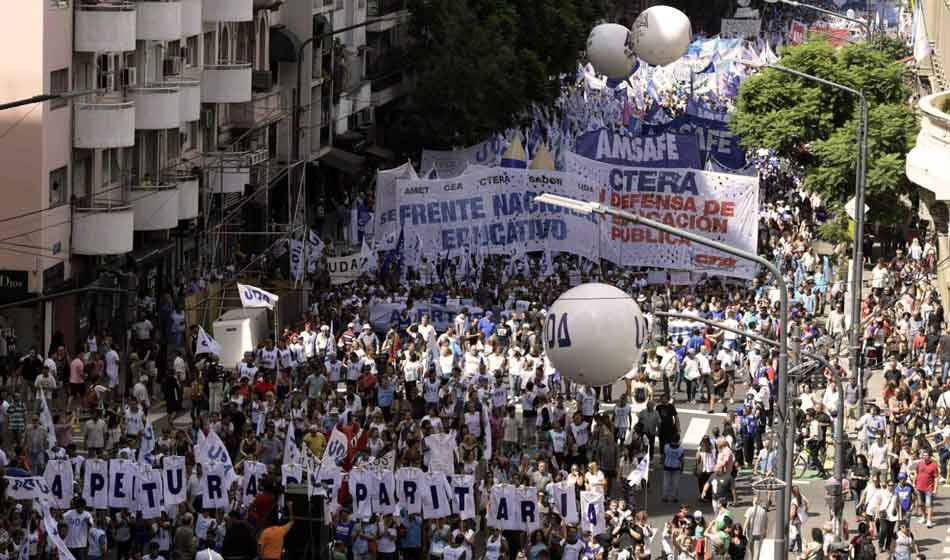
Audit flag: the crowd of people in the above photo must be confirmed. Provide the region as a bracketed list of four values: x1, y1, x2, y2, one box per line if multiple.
[0, 8, 941, 560]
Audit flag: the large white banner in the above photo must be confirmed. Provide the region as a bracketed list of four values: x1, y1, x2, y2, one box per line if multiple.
[564, 152, 759, 279]
[369, 300, 484, 332]
[375, 162, 420, 243]
[394, 167, 598, 259]
[420, 136, 507, 179]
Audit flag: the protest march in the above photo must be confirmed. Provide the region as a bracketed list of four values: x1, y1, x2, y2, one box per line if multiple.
[0, 3, 945, 560]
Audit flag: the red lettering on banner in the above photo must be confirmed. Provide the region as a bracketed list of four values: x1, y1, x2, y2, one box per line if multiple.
[694, 254, 738, 269]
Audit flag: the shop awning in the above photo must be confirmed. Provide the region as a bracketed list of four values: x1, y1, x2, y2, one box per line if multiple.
[365, 145, 395, 161]
[270, 25, 303, 63]
[320, 147, 367, 176]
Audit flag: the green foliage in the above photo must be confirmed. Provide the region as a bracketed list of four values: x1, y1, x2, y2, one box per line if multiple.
[732, 39, 919, 222]
[868, 35, 912, 61]
[818, 213, 851, 244]
[390, 0, 601, 155]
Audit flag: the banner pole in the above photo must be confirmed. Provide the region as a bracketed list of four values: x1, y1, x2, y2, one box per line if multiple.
[274, 301, 279, 342]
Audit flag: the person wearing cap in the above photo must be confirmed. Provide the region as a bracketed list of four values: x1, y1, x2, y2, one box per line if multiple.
[316, 324, 334, 360]
[357, 324, 379, 355]
[258, 502, 294, 560]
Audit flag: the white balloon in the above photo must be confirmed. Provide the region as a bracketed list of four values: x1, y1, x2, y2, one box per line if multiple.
[586, 23, 637, 79]
[629, 5, 693, 67]
[543, 283, 648, 388]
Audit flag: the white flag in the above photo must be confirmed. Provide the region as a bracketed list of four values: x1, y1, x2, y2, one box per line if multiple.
[913, 0, 931, 62]
[626, 455, 650, 486]
[39, 392, 56, 450]
[138, 418, 157, 464]
[196, 326, 222, 357]
[359, 240, 378, 274]
[38, 500, 76, 560]
[195, 429, 237, 488]
[237, 282, 279, 310]
[283, 424, 301, 467]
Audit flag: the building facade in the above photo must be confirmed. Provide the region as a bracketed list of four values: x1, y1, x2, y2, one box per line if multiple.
[0, 0, 409, 356]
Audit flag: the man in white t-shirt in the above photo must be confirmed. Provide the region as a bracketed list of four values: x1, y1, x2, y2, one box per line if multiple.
[63, 501, 94, 558]
[299, 322, 317, 360]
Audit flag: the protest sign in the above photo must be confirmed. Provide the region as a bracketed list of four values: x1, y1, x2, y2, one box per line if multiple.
[369, 300, 484, 332]
[789, 20, 808, 44]
[574, 129, 702, 169]
[564, 152, 759, 279]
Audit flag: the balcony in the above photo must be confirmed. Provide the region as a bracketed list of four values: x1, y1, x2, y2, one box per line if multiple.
[368, 50, 406, 107]
[254, 0, 280, 8]
[203, 151, 263, 193]
[906, 91, 950, 200]
[164, 78, 201, 121]
[74, 3, 136, 53]
[128, 85, 180, 129]
[203, 0, 252, 22]
[74, 97, 135, 149]
[136, 0, 181, 41]
[231, 89, 285, 128]
[131, 184, 180, 230]
[72, 205, 135, 256]
[202, 62, 252, 103]
[176, 175, 199, 220]
[180, 0, 202, 36]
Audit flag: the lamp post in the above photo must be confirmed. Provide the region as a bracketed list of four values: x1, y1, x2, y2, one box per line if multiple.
[763, 0, 872, 39]
[534, 193, 793, 553]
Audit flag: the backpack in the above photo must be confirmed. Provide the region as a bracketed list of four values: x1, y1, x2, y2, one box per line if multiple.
[854, 538, 875, 560]
[634, 386, 647, 403]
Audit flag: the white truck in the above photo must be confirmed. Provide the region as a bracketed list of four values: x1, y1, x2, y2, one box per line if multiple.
[212, 307, 270, 369]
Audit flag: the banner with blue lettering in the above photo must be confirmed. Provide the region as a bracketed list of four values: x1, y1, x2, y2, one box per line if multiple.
[580, 491, 607, 536]
[162, 456, 187, 506]
[551, 480, 579, 524]
[647, 115, 747, 170]
[449, 475, 476, 520]
[349, 468, 374, 519]
[564, 152, 759, 279]
[574, 129, 702, 170]
[4, 476, 50, 501]
[136, 466, 163, 519]
[82, 459, 109, 509]
[394, 168, 598, 259]
[374, 162, 419, 243]
[372, 470, 398, 516]
[396, 467, 423, 515]
[686, 99, 731, 123]
[43, 460, 73, 510]
[203, 463, 229, 509]
[108, 459, 133, 509]
[369, 300, 484, 332]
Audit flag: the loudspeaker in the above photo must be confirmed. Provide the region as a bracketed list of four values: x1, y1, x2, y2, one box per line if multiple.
[283, 486, 328, 560]
[285, 485, 325, 522]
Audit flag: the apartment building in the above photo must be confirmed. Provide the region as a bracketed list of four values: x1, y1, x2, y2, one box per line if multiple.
[0, 0, 410, 355]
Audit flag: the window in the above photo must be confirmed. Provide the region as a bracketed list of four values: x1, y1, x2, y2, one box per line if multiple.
[50, 69, 68, 109]
[49, 166, 67, 206]
[49, 0, 68, 8]
[186, 36, 199, 68]
[103, 148, 123, 186]
[72, 150, 91, 202]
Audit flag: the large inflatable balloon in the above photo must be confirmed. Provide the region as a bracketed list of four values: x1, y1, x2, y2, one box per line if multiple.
[586, 23, 638, 79]
[629, 5, 693, 67]
[543, 283, 649, 387]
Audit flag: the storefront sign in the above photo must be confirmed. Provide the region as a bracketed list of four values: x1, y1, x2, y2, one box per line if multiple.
[0, 271, 28, 303]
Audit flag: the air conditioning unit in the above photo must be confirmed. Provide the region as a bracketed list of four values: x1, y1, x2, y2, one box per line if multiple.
[121, 67, 137, 88]
[252, 70, 274, 92]
[163, 57, 183, 77]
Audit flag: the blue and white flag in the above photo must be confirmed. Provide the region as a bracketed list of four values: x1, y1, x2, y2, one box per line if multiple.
[138, 417, 157, 464]
[196, 326, 221, 357]
[237, 282, 279, 310]
[283, 423, 301, 466]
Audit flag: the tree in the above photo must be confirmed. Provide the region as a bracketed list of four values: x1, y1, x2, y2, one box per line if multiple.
[389, 0, 602, 155]
[731, 39, 919, 222]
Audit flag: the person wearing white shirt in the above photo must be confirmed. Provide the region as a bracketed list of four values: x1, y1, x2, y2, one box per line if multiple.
[315, 326, 334, 360]
[63, 505, 94, 554]
[299, 323, 317, 360]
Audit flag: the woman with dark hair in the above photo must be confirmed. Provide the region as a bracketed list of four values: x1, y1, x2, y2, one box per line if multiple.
[695, 436, 717, 500]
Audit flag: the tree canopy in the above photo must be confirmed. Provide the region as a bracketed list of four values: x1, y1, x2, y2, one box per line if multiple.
[731, 39, 918, 222]
[390, 0, 602, 155]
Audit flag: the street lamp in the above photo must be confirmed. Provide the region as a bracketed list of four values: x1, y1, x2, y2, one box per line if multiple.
[762, 0, 872, 39]
[534, 193, 794, 553]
